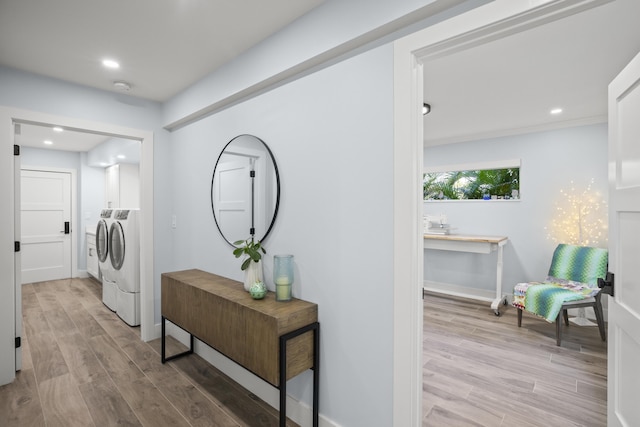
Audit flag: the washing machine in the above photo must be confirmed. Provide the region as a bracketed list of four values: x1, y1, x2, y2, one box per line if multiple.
[109, 209, 140, 326]
[96, 209, 117, 311]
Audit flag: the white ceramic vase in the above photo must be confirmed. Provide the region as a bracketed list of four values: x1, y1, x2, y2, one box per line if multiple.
[244, 259, 264, 291]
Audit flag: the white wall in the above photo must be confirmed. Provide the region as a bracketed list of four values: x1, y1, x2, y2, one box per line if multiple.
[423, 123, 608, 293]
[21, 146, 80, 170]
[80, 152, 107, 266]
[169, 44, 395, 427]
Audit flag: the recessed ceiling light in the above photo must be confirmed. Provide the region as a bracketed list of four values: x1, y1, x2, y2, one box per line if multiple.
[117, 154, 126, 159]
[43, 140, 53, 145]
[550, 108, 563, 115]
[102, 59, 120, 69]
[52, 126, 64, 132]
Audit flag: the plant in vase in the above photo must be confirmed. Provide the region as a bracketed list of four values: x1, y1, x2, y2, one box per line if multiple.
[233, 238, 266, 291]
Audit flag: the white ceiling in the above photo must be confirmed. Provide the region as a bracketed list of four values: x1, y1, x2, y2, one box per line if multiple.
[0, 0, 324, 102]
[1, 0, 323, 156]
[2, 0, 640, 152]
[423, 0, 640, 146]
[17, 123, 110, 152]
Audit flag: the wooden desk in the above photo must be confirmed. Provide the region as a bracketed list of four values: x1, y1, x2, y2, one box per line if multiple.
[424, 234, 508, 315]
[161, 269, 319, 427]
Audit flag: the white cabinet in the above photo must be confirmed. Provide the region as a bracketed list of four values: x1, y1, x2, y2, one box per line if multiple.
[86, 230, 99, 279]
[105, 163, 139, 208]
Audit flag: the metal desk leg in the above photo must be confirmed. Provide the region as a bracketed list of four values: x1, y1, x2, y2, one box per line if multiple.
[490, 241, 508, 316]
[313, 323, 320, 426]
[279, 322, 320, 427]
[161, 316, 194, 364]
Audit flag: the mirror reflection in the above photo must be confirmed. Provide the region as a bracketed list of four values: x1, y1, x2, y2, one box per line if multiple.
[211, 134, 280, 246]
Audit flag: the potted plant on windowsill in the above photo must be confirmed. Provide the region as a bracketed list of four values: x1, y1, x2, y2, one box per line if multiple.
[233, 238, 266, 292]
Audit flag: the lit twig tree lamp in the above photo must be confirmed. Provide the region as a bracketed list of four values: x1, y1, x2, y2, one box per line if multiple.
[545, 179, 608, 326]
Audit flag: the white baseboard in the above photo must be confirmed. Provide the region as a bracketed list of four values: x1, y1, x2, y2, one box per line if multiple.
[160, 322, 338, 427]
[423, 280, 497, 302]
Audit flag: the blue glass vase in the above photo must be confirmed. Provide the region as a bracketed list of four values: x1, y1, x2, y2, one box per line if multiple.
[273, 255, 294, 301]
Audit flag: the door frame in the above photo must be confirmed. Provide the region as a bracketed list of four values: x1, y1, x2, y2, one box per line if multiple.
[392, 0, 613, 424]
[20, 166, 77, 281]
[0, 106, 154, 385]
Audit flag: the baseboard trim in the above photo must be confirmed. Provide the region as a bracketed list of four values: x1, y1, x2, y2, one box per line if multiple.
[423, 280, 497, 302]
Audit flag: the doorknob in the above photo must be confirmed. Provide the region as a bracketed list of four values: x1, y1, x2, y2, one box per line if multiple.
[64, 221, 70, 234]
[597, 272, 614, 296]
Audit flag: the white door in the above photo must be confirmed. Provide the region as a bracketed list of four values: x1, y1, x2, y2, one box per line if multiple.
[20, 169, 72, 283]
[607, 50, 640, 426]
[213, 157, 253, 243]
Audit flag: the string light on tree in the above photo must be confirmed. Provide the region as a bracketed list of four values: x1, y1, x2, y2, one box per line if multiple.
[546, 179, 607, 247]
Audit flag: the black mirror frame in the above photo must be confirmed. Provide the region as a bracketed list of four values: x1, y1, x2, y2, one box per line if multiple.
[210, 134, 281, 247]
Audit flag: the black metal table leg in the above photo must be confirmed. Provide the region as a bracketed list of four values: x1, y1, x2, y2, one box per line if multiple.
[278, 322, 320, 427]
[313, 324, 319, 427]
[161, 316, 194, 364]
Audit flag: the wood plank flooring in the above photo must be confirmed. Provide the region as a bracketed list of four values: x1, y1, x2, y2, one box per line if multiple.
[0, 278, 296, 427]
[423, 292, 607, 427]
[0, 278, 608, 426]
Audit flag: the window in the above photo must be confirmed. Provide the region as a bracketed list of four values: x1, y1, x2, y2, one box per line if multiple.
[424, 159, 520, 201]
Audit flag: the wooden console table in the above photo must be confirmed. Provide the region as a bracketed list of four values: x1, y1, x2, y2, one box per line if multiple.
[161, 269, 319, 427]
[424, 234, 509, 315]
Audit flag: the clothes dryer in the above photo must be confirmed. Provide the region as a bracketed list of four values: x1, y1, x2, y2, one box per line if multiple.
[96, 209, 117, 311]
[109, 209, 140, 326]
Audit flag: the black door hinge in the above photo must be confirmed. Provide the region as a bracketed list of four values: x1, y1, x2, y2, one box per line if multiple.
[15, 337, 21, 348]
[15, 241, 20, 252]
[14, 144, 20, 156]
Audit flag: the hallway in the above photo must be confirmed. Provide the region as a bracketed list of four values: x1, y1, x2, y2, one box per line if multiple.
[0, 278, 294, 426]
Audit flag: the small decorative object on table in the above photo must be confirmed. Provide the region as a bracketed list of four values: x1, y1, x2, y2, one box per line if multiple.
[233, 238, 266, 291]
[273, 254, 294, 302]
[249, 281, 267, 299]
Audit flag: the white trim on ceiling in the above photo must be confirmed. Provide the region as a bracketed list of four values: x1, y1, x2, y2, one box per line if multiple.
[164, 0, 476, 131]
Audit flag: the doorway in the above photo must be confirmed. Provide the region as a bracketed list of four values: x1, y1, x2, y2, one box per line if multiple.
[391, 0, 618, 424]
[0, 106, 155, 385]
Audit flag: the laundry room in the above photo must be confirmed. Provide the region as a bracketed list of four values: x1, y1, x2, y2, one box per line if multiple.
[18, 123, 141, 325]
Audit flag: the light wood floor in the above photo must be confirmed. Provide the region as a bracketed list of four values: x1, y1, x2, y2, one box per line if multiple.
[0, 278, 296, 427]
[423, 292, 607, 427]
[0, 278, 607, 427]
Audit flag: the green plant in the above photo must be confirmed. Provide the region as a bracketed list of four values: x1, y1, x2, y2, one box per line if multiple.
[232, 238, 266, 270]
[423, 167, 519, 200]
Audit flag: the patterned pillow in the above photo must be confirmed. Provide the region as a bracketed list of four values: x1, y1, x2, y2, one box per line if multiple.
[547, 244, 608, 288]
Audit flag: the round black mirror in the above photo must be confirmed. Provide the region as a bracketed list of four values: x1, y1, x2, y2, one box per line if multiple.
[211, 134, 280, 246]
